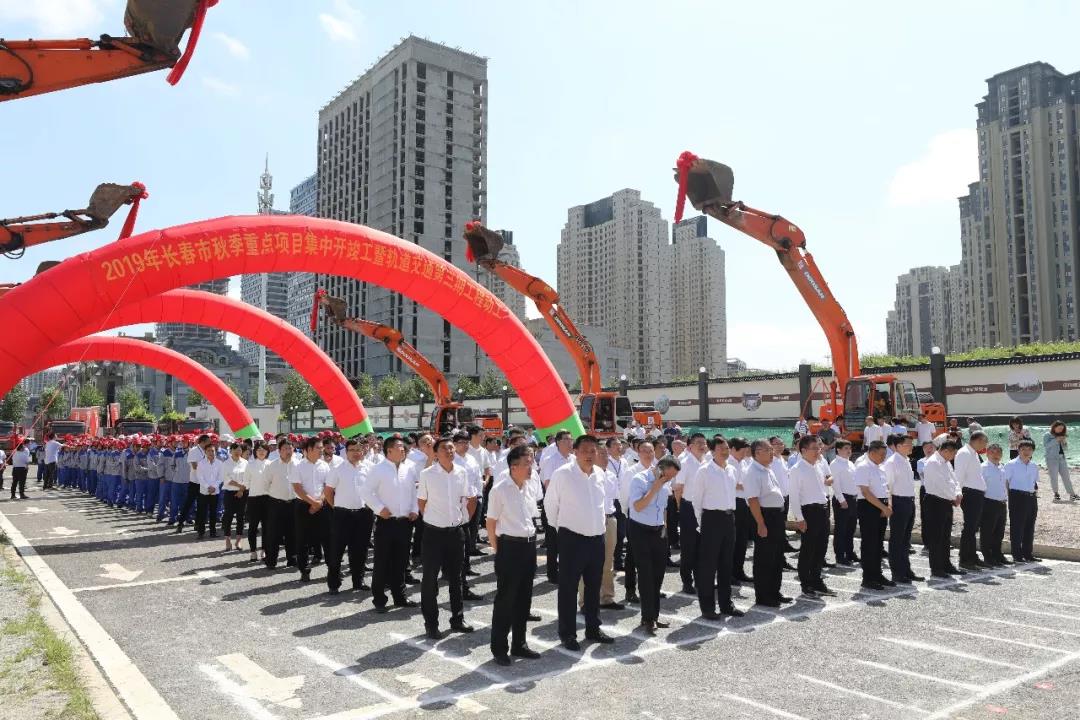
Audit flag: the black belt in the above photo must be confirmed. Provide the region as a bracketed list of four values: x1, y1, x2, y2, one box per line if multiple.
[702, 508, 733, 515]
[424, 522, 465, 531]
[801, 502, 828, 508]
[376, 515, 411, 522]
[1009, 489, 1036, 496]
[630, 520, 663, 533]
[891, 494, 915, 499]
[498, 534, 536, 545]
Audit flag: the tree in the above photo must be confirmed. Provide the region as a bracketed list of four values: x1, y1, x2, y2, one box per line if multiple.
[116, 387, 143, 418]
[478, 368, 506, 396]
[354, 373, 375, 403]
[281, 371, 314, 413]
[376, 375, 403, 404]
[224, 380, 248, 405]
[187, 388, 205, 407]
[400, 376, 427, 404]
[39, 386, 69, 420]
[76, 384, 105, 408]
[0, 385, 28, 423]
[455, 376, 482, 399]
[262, 385, 278, 406]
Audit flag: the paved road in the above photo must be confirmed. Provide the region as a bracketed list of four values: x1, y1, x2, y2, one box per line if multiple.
[3, 489, 1080, 720]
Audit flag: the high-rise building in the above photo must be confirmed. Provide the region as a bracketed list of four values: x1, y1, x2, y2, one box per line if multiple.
[558, 190, 668, 383]
[286, 173, 319, 336]
[476, 229, 526, 321]
[19, 369, 62, 398]
[239, 157, 289, 384]
[156, 278, 230, 347]
[666, 216, 727, 378]
[963, 62, 1080, 346]
[313, 36, 488, 382]
[886, 266, 962, 356]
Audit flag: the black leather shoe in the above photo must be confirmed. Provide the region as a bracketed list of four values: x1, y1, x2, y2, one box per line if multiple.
[300, 572, 311, 583]
[757, 599, 781, 608]
[781, 562, 797, 572]
[492, 654, 512, 666]
[721, 605, 745, 617]
[931, 571, 950, 578]
[801, 586, 819, 596]
[959, 562, 980, 571]
[355, 581, 371, 591]
[425, 627, 449, 640]
[511, 645, 541, 659]
[465, 569, 481, 577]
[881, 578, 897, 587]
[527, 612, 541, 621]
[997, 557, 1013, 565]
[328, 587, 340, 596]
[907, 573, 926, 582]
[639, 621, 656, 635]
[561, 637, 581, 651]
[947, 566, 967, 575]
[599, 601, 625, 610]
[585, 630, 615, 644]
[778, 595, 794, 603]
[861, 580, 885, 591]
[372, 604, 389, 614]
[813, 586, 837, 597]
[450, 622, 475, 634]
[700, 611, 723, 620]
[624, 593, 639, 604]
[654, 619, 670, 629]
[463, 589, 483, 601]
[681, 585, 696, 595]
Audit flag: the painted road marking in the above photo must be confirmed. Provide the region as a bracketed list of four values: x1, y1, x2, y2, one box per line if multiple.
[297, 646, 413, 714]
[974, 617, 1080, 639]
[98, 563, 143, 582]
[877, 637, 1027, 670]
[391, 631, 507, 685]
[71, 570, 221, 593]
[48, 526, 79, 536]
[394, 674, 487, 714]
[854, 659, 983, 691]
[1032, 598, 1080, 609]
[1012, 606, 1080, 622]
[26, 528, 129, 541]
[718, 692, 808, 719]
[199, 664, 279, 720]
[0, 509, 179, 719]
[934, 626, 1074, 654]
[217, 653, 304, 709]
[795, 674, 930, 714]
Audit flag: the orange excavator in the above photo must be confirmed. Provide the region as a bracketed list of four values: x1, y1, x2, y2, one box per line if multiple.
[0, 0, 212, 102]
[673, 152, 945, 446]
[1, 183, 147, 259]
[463, 222, 633, 439]
[311, 290, 504, 437]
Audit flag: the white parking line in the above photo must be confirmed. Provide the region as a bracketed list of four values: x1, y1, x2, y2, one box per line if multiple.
[296, 647, 414, 715]
[1012, 607, 1080, 622]
[71, 570, 220, 593]
[974, 616, 1080, 639]
[390, 632, 507, 685]
[718, 691, 808, 719]
[854, 659, 982, 691]
[877, 637, 1026, 670]
[1032, 598, 1080, 609]
[934, 626, 1074, 654]
[199, 664, 280, 720]
[795, 674, 929, 714]
[23, 529, 131, 541]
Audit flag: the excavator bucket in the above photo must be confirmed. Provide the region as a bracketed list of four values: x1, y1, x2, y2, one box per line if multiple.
[124, 0, 200, 57]
[320, 293, 350, 324]
[86, 183, 141, 222]
[678, 159, 735, 212]
[462, 222, 504, 264]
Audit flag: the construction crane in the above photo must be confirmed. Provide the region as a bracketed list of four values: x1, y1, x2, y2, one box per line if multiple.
[463, 222, 633, 439]
[1, 183, 147, 259]
[673, 151, 945, 445]
[311, 290, 504, 437]
[0, 0, 212, 102]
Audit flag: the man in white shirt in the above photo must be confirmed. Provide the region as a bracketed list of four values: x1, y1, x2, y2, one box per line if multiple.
[967, 417, 984, 436]
[43, 433, 61, 490]
[691, 437, 743, 618]
[194, 444, 223, 539]
[324, 438, 373, 594]
[408, 433, 435, 567]
[979, 444, 1010, 567]
[583, 443, 622, 611]
[863, 416, 883, 446]
[744, 439, 788, 607]
[883, 434, 922, 582]
[605, 438, 629, 572]
[619, 440, 656, 603]
[674, 432, 708, 594]
[829, 440, 858, 566]
[854, 441, 894, 590]
[921, 438, 963, 576]
[418, 437, 476, 639]
[789, 436, 833, 596]
[486, 444, 542, 665]
[768, 437, 798, 560]
[406, 433, 431, 467]
[176, 434, 213, 535]
[291, 437, 332, 582]
[539, 430, 574, 584]
[362, 436, 419, 610]
[321, 437, 346, 471]
[728, 437, 755, 583]
[263, 439, 300, 569]
[453, 432, 485, 600]
[544, 435, 616, 651]
[955, 431, 990, 569]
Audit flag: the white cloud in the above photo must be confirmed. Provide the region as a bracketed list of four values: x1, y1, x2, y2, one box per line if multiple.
[0, 0, 113, 36]
[202, 76, 238, 97]
[887, 128, 978, 207]
[318, 0, 362, 43]
[213, 31, 250, 60]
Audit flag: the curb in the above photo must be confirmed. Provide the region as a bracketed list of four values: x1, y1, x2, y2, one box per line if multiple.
[1, 543, 133, 720]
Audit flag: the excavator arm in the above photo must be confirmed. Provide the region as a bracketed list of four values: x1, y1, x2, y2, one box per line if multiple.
[1, 183, 147, 258]
[463, 222, 602, 396]
[0, 0, 209, 102]
[674, 152, 861, 395]
[311, 290, 453, 406]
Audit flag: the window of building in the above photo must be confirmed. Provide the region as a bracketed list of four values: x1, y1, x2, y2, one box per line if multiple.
[413, 221, 424, 234]
[416, 62, 426, 79]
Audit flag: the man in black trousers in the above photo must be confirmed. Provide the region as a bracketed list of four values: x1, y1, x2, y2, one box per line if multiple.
[744, 439, 788, 607]
[291, 438, 332, 583]
[362, 436, 420, 610]
[324, 438, 374, 594]
[692, 437, 744, 618]
[486, 445, 542, 665]
[627, 456, 680, 634]
[854, 441, 894, 590]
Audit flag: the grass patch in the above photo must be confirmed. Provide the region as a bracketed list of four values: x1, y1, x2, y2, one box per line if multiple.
[0, 553, 99, 720]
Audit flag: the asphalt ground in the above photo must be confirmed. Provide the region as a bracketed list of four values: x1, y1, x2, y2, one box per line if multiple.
[2, 488, 1080, 720]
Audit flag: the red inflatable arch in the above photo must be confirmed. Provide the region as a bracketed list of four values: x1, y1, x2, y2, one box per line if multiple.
[70, 289, 370, 437]
[0, 216, 585, 438]
[29, 336, 258, 437]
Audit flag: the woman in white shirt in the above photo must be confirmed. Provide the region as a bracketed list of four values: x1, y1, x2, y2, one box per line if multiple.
[221, 442, 249, 551]
[243, 442, 271, 562]
[9, 442, 32, 499]
[195, 446, 223, 539]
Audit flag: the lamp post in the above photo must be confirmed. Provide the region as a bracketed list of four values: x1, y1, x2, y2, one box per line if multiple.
[697, 366, 709, 425]
[308, 400, 315, 430]
[619, 374, 628, 397]
[501, 384, 509, 427]
[417, 393, 425, 430]
[388, 396, 395, 431]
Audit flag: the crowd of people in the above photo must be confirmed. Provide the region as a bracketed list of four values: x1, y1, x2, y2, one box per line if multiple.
[0, 415, 1065, 666]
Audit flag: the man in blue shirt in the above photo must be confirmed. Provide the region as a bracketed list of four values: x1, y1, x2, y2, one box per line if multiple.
[1005, 439, 1040, 563]
[627, 456, 680, 634]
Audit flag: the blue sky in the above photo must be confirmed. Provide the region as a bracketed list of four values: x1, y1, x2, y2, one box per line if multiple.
[2, 0, 1077, 371]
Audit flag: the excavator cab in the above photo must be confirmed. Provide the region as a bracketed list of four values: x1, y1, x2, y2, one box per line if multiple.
[843, 376, 922, 444]
[431, 404, 473, 436]
[579, 393, 633, 438]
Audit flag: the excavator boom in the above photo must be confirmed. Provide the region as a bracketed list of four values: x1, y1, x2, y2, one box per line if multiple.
[312, 291, 452, 406]
[1, 183, 146, 258]
[675, 154, 861, 393]
[463, 222, 602, 395]
[0, 0, 207, 101]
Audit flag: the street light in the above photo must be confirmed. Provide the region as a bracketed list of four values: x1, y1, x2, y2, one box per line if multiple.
[308, 400, 315, 430]
[501, 384, 509, 427]
[618, 374, 629, 397]
[388, 395, 395, 430]
[417, 392, 425, 430]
